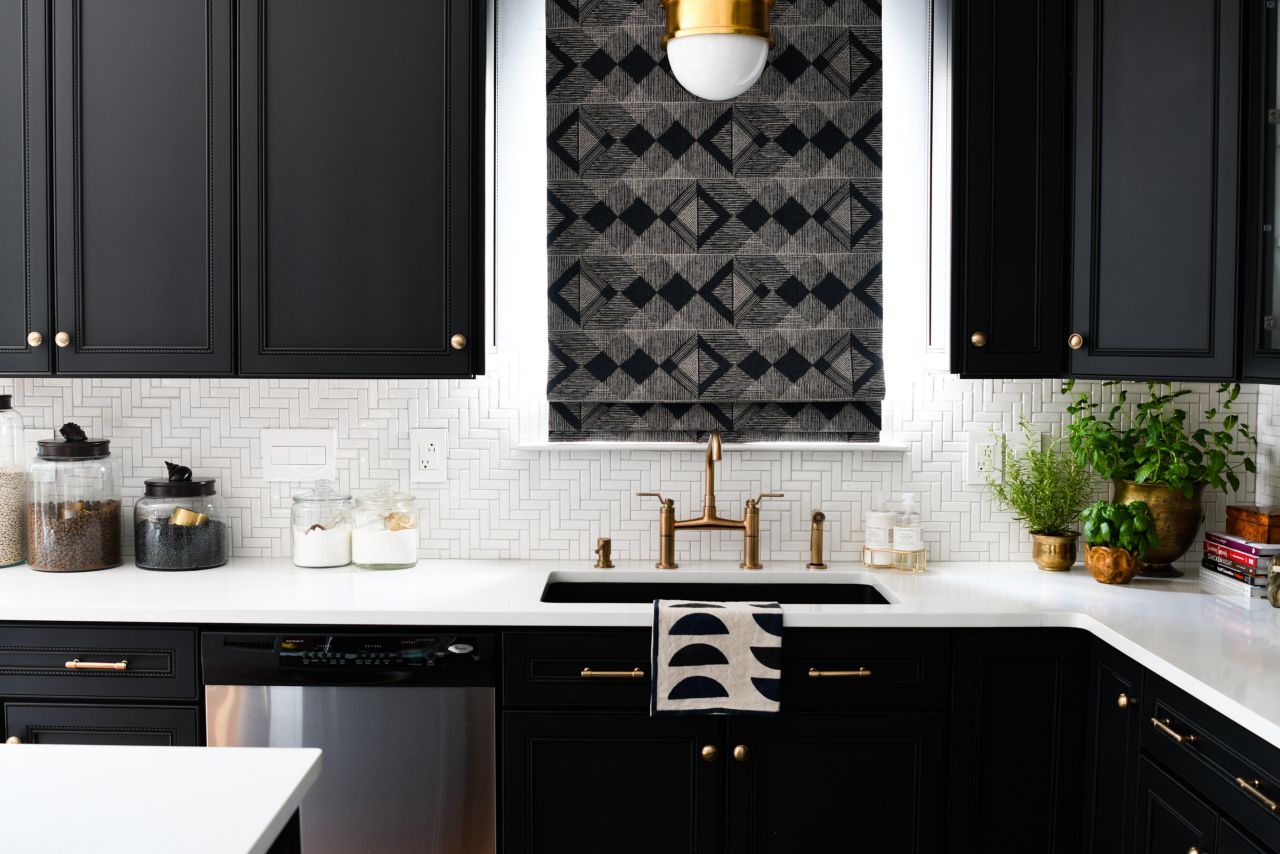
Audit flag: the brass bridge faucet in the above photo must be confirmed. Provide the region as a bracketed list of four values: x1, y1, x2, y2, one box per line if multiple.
[638, 431, 783, 570]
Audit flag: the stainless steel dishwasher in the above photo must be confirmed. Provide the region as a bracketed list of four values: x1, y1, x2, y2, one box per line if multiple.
[202, 632, 496, 854]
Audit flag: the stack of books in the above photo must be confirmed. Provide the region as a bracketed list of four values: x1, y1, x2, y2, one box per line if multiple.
[1200, 532, 1276, 606]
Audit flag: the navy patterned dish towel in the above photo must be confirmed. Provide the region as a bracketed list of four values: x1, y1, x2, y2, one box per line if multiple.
[651, 599, 783, 716]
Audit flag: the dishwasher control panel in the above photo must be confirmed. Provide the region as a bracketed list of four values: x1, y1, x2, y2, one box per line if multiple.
[279, 635, 465, 669]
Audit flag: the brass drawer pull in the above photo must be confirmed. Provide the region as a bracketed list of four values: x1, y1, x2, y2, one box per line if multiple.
[1152, 717, 1196, 745]
[808, 667, 872, 679]
[1236, 777, 1279, 811]
[64, 659, 128, 671]
[580, 667, 644, 680]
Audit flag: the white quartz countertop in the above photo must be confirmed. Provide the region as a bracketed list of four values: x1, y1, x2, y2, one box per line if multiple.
[0, 745, 321, 854]
[0, 558, 1278, 750]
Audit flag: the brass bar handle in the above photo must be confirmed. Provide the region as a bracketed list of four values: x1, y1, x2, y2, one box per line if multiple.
[1151, 717, 1196, 745]
[636, 492, 671, 506]
[808, 667, 872, 679]
[752, 492, 784, 505]
[1236, 777, 1279, 811]
[64, 659, 128, 671]
[580, 667, 644, 680]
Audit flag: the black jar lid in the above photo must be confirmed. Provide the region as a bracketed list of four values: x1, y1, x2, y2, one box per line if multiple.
[144, 461, 217, 498]
[37, 422, 110, 459]
[0, 395, 11, 410]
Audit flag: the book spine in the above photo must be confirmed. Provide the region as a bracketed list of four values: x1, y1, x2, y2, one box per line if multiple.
[1201, 556, 1269, 587]
[1199, 568, 1268, 598]
[1203, 540, 1269, 570]
[1205, 532, 1277, 557]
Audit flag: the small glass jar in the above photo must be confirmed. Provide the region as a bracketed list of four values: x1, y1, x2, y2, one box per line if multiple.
[351, 485, 418, 570]
[27, 423, 121, 572]
[1269, 566, 1280, 609]
[0, 395, 25, 567]
[134, 463, 229, 571]
[292, 480, 352, 568]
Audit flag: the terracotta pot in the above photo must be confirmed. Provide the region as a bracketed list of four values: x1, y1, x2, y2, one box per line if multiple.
[1084, 544, 1143, 585]
[1112, 479, 1205, 577]
[1031, 532, 1078, 571]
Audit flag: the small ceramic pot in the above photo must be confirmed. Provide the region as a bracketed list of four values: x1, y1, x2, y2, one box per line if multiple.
[1031, 532, 1078, 571]
[1084, 544, 1143, 585]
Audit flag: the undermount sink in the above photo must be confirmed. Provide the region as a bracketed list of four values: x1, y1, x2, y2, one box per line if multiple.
[540, 571, 895, 605]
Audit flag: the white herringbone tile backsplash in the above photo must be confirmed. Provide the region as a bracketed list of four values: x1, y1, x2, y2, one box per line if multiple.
[0, 368, 1259, 565]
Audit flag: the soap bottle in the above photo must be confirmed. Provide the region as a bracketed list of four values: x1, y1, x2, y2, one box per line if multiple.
[864, 494, 896, 549]
[893, 492, 924, 552]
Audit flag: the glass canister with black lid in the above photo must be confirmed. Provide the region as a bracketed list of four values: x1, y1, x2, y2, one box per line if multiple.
[27, 422, 122, 572]
[134, 462, 229, 571]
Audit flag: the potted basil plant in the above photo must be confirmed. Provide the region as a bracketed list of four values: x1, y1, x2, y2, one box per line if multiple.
[1064, 380, 1255, 576]
[1080, 500, 1159, 585]
[986, 419, 1094, 571]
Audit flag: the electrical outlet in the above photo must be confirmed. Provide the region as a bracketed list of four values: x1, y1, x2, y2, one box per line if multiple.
[410, 429, 449, 483]
[966, 430, 1011, 487]
[260, 429, 337, 482]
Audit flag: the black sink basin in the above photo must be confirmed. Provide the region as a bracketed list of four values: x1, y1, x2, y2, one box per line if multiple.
[540, 580, 891, 605]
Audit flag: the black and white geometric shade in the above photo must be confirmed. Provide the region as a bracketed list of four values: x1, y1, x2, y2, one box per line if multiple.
[548, 0, 883, 441]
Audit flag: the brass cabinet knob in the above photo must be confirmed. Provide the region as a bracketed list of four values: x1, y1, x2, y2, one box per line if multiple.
[4, 736, 21, 744]
[1188, 848, 1200, 854]
[970, 331, 987, 347]
[54, 331, 71, 348]
[700, 745, 719, 762]
[1067, 332, 1084, 350]
[732, 745, 749, 762]
[1117, 693, 1135, 710]
[26, 331, 42, 348]
[450, 333, 467, 350]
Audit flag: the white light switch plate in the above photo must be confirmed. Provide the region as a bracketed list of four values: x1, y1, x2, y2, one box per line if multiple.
[260, 429, 337, 482]
[410, 429, 449, 483]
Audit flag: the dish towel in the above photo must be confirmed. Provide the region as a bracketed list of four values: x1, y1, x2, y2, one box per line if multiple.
[651, 599, 783, 716]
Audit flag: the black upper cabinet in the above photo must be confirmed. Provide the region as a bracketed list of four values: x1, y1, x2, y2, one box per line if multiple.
[1069, 0, 1243, 379]
[51, 0, 234, 376]
[951, 0, 1069, 379]
[237, 0, 482, 378]
[0, 0, 51, 375]
[1241, 1, 1278, 382]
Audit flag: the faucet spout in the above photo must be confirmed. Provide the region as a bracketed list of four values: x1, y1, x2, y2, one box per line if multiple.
[703, 430, 723, 518]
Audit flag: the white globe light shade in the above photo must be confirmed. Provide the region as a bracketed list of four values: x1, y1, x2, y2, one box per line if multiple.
[666, 33, 770, 101]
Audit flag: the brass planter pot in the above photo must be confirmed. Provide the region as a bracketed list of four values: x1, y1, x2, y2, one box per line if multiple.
[1112, 479, 1205, 578]
[1084, 544, 1143, 585]
[1031, 532, 1078, 571]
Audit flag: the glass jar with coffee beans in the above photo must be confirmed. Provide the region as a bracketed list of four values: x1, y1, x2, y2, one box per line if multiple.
[27, 423, 121, 572]
[0, 395, 25, 567]
[134, 462, 229, 571]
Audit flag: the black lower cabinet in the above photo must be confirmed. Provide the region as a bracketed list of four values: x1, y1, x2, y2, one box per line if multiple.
[1083, 639, 1144, 852]
[1133, 757, 1216, 853]
[3, 702, 198, 746]
[725, 714, 947, 854]
[500, 711, 723, 854]
[947, 630, 1087, 853]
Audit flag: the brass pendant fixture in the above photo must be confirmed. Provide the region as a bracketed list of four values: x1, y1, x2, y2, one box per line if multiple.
[661, 0, 774, 101]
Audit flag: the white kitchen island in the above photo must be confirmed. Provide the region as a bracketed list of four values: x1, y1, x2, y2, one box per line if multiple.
[0, 744, 321, 854]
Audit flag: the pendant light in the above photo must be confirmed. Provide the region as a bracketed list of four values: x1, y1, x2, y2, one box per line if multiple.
[662, 0, 774, 101]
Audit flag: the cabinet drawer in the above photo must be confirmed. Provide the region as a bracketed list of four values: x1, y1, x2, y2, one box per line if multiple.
[503, 632, 651, 708]
[4, 703, 199, 746]
[1141, 675, 1280, 851]
[782, 630, 950, 709]
[0, 625, 197, 701]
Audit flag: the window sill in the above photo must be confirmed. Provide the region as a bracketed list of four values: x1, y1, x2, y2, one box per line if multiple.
[513, 440, 911, 453]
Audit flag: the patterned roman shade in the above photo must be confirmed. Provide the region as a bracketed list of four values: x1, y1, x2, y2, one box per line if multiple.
[547, 0, 883, 441]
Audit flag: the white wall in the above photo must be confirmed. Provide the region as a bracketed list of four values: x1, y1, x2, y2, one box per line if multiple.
[0, 0, 1257, 566]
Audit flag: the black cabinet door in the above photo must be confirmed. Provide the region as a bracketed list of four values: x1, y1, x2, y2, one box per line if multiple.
[1240, 0, 1278, 382]
[4, 702, 198, 746]
[725, 713, 947, 853]
[0, 0, 51, 375]
[1218, 819, 1271, 854]
[1070, 0, 1243, 379]
[947, 630, 1087, 853]
[237, 0, 482, 378]
[50, 0, 233, 376]
[501, 711, 723, 854]
[1133, 756, 1217, 854]
[950, 0, 1069, 378]
[1082, 639, 1143, 852]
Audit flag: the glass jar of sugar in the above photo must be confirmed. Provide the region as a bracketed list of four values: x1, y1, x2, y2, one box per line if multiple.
[291, 480, 352, 568]
[351, 485, 418, 570]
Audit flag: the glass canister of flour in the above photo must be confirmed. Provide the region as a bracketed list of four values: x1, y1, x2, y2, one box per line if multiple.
[291, 480, 353, 568]
[351, 485, 418, 570]
[0, 395, 24, 567]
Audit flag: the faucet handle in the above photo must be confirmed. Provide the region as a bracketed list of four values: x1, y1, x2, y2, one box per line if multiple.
[637, 492, 674, 507]
[747, 492, 784, 508]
